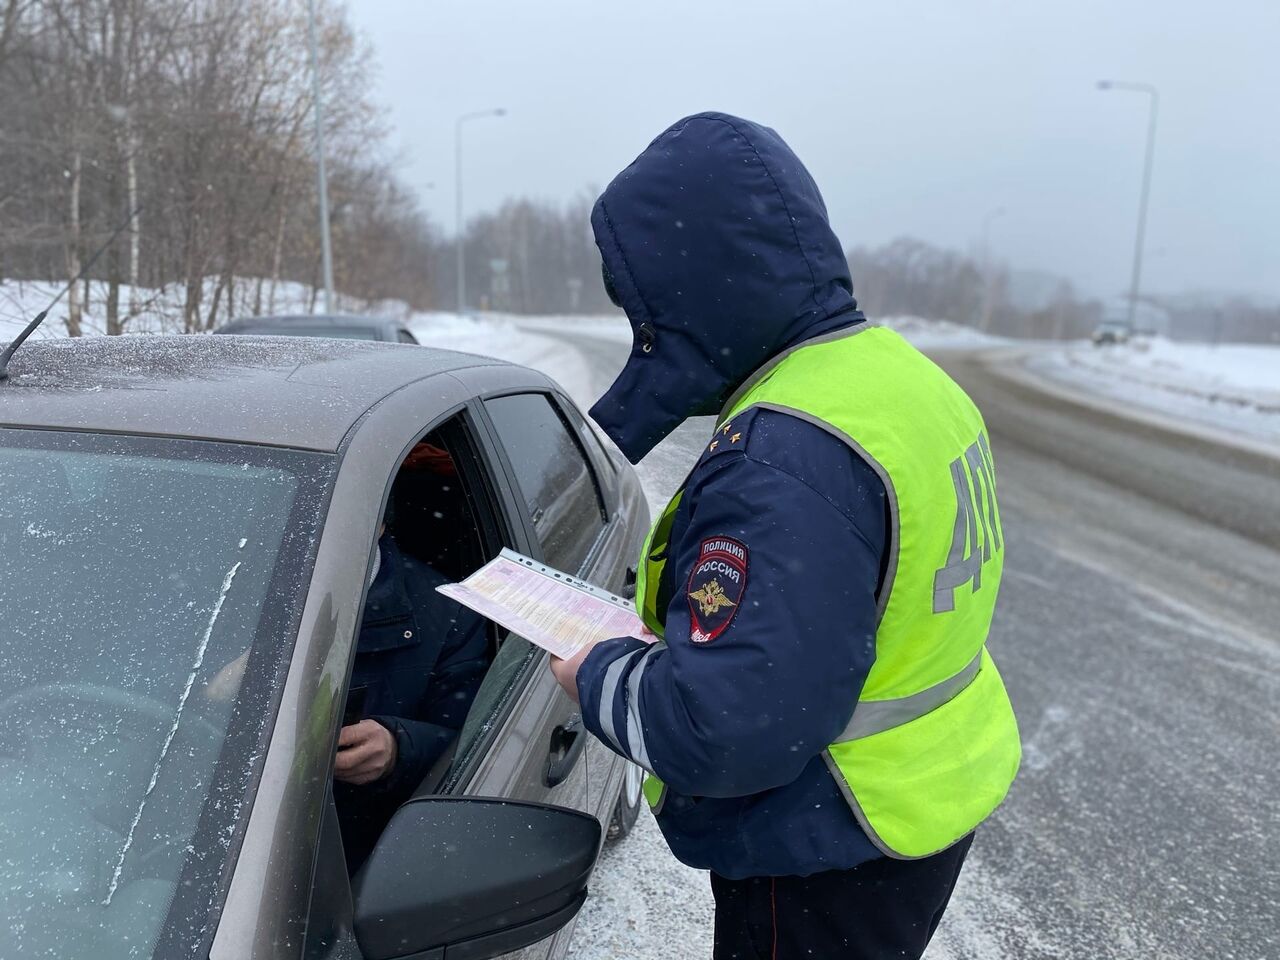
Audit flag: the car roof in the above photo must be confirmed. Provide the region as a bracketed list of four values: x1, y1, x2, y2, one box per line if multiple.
[0, 335, 511, 452]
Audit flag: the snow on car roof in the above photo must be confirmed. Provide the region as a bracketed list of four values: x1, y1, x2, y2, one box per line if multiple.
[0, 334, 507, 451]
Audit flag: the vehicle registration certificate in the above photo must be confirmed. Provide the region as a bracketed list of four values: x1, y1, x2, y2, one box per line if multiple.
[436, 548, 646, 660]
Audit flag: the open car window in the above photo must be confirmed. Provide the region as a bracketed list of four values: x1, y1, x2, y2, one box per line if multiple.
[343, 414, 525, 795]
[387, 416, 537, 781]
[346, 400, 609, 806]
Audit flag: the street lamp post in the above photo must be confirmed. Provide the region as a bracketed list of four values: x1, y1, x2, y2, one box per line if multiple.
[306, 0, 335, 314]
[979, 206, 1006, 331]
[1097, 80, 1159, 331]
[455, 108, 506, 314]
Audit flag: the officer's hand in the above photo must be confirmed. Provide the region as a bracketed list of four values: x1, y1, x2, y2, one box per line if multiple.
[550, 643, 597, 703]
[334, 719, 398, 784]
[551, 629, 659, 703]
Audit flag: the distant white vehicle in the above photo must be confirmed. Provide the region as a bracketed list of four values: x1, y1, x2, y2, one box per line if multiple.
[1095, 297, 1170, 344]
[1092, 320, 1132, 346]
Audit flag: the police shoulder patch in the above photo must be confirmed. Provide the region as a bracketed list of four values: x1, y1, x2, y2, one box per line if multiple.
[686, 536, 749, 644]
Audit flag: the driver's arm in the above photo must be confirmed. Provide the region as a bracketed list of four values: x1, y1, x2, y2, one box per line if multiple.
[367, 595, 488, 794]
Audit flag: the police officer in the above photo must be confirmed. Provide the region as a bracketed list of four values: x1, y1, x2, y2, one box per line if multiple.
[334, 521, 488, 871]
[550, 113, 1021, 959]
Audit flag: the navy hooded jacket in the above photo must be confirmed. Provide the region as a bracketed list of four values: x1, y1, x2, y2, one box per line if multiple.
[577, 113, 890, 878]
[334, 534, 488, 870]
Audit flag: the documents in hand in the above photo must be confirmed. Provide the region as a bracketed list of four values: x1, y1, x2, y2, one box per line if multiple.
[436, 548, 645, 660]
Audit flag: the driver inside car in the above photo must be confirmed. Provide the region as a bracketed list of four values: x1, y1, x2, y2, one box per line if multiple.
[333, 512, 489, 871]
[205, 446, 489, 873]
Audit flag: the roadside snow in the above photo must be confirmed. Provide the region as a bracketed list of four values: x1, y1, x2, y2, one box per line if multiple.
[1, 281, 1003, 362]
[514, 313, 634, 346]
[1027, 337, 1280, 444]
[877, 314, 1010, 350]
[407, 310, 1008, 377]
[0, 276, 384, 339]
[567, 815, 715, 960]
[408, 312, 609, 410]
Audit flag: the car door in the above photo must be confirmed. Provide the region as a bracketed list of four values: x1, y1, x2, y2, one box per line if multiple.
[452, 390, 626, 959]
[287, 376, 645, 960]
[299, 391, 597, 960]
[542, 392, 646, 824]
[427, 393, 605, 960]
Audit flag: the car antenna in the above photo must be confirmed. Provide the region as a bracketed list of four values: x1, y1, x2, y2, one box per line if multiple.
[0, 205, 143, 382]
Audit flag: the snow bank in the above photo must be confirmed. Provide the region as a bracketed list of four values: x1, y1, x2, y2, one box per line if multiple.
[0, 277, 364, 340]
[513, 313, 634, 345]
[407, 312, 630, 407]
[406, 311, 1005, 370]
[1053, 337, 1277, 396]
[1027, 337, 1280, 444]
[567, 814, 714, 960]
[877, 315, 1010, 350]
[1, 278, 998, 360]
[520, 312, 1010, 352]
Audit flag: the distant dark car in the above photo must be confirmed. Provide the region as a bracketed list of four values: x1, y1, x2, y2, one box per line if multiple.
[216, 313, 419, 344]
[0, 335, 650, 960]
[1091, 320, 1132, 346]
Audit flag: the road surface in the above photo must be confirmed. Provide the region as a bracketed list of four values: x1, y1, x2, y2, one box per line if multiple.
[553, 329, 1280, 960]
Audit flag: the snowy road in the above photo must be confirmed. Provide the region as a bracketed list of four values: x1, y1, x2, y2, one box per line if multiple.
[510, 327, 1280, 960]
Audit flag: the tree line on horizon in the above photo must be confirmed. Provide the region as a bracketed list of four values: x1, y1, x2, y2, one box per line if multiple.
[0, 0, 1271, 343]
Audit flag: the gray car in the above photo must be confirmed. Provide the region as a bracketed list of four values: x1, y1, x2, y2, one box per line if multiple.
[215, 313, 420, 344]
[0, 334, 650, 960]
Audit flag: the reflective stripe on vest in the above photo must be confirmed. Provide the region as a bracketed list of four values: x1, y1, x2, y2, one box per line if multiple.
[835, 649, 983, 743]
[634, 326, 1020, 860]
[638, 648, 984, 823]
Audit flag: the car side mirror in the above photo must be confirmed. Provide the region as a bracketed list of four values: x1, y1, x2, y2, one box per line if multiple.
[352, 796, 602, 960]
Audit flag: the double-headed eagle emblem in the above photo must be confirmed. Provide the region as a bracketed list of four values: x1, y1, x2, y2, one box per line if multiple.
[689, 578, 736, 617]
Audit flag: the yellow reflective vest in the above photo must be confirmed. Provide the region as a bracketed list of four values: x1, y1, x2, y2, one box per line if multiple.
[636, 326, 1021, 858]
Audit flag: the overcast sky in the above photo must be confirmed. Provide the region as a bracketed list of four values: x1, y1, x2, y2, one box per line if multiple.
[348, 0, 1278, 302]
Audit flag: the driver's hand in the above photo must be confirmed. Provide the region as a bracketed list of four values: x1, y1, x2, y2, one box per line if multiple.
[334, 720, 398, 785]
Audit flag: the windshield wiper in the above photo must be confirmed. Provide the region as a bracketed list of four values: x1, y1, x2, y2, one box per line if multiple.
[0, 205, 143, 381]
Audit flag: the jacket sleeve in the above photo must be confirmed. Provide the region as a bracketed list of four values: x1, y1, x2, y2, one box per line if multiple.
[577, 452, 884, 799]
[372, 605, 489, 794]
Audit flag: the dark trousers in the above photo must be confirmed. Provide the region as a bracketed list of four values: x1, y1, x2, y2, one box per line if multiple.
[710, 833, 974, 960]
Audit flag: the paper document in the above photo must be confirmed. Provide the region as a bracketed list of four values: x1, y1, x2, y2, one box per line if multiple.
[436, 548, 645, 660]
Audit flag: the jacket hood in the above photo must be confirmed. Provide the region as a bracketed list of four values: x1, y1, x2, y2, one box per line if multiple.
[589, 112, 863, 463]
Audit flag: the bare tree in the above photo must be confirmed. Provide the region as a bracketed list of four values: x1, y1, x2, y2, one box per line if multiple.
[0, 0, 444, 331]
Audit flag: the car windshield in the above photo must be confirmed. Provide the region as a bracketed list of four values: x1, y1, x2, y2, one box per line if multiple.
[235, 325, 381, 340]
[0, 428, 331, 960]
